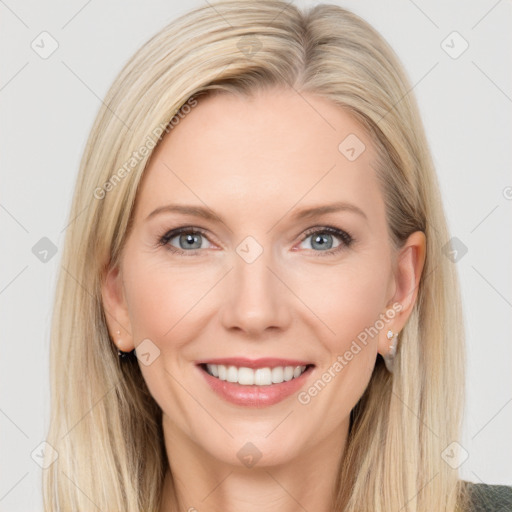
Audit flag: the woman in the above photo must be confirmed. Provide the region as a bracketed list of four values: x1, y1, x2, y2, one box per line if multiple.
[43, 1, 512, 510]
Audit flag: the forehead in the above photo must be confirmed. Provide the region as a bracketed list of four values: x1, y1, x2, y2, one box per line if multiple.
[134, 88, 385, 228]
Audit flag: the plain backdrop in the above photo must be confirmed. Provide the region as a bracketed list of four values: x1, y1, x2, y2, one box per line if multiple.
[1, 0, 511, 510]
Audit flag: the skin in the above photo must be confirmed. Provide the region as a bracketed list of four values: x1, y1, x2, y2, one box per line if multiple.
[102, 87, 426, 512]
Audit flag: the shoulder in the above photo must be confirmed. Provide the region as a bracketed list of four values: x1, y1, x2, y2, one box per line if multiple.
[460, 480, 512, 511]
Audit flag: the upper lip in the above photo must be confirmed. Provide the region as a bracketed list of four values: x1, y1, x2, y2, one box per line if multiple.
[195, 357, 314, 369]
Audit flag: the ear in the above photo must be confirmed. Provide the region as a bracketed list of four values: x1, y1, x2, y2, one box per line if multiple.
[101, 265, 135, 352]
[377, 230, 426, 358]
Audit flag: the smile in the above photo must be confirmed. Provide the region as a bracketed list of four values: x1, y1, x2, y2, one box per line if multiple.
[202, 363, 310, 386]
[196, 358, 315, 407]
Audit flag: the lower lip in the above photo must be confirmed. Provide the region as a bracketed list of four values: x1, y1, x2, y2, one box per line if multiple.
[197, 365, 314, 407]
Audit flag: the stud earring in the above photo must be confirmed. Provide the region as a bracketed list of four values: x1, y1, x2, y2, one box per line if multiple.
[116, 329, 134, 360]
[383, 329, 398, 373]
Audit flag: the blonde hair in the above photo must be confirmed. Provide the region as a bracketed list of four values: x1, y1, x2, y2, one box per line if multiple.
[43, 1, 470, 510]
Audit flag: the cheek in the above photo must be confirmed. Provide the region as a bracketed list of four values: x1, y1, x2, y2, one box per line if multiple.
[123, 256, 215, 342]
[294, 261, 390, 417]
[121, 256, 218, 416]
[291, 257, 390, 350]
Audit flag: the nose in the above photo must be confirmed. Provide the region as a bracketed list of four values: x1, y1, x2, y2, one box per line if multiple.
[219, 246, 293, 337]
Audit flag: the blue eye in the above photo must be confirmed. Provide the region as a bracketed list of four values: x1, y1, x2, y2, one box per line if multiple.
[302, 232, 339, 251]
[160, 228, 212, 253]
[298, 227, 353, 254]
[158, 226, 354, 256]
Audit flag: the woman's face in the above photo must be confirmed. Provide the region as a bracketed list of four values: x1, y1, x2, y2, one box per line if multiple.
[103, 87, 425, 468]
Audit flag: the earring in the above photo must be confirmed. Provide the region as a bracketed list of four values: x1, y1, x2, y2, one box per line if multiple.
[118, 349, 135, 359]
[116, 329, 134, 360]
[383, 329, 398, 373]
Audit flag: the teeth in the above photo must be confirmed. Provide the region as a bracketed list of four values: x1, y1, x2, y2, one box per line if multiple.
[283, 366, 294, 381]
[271, 366, 283, 383]
[226, 366, 238, 383]
[205, 364, 308, 386]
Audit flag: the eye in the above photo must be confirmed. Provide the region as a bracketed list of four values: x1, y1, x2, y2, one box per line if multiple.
[159, 227, 213, 254]
[157, 225, 354, 256]
[297, 227, 353, 254]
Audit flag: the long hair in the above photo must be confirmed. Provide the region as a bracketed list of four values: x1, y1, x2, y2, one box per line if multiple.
[43, 1, 470, 510]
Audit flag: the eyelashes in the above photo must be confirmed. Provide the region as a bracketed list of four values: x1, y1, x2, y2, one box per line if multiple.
[299, 226, 354, 254]
[158, 227, 212, 254]
[157, 225, 355, 257]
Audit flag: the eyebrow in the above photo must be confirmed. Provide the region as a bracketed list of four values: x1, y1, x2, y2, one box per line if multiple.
[145, 201, 367, 224]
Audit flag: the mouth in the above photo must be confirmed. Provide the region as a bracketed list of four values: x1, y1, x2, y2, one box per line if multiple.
[198, 362, 314, 386]
[195, 358, 316, 407]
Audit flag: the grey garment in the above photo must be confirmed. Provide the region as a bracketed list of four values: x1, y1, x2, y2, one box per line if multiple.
[464, 481, 512, 511]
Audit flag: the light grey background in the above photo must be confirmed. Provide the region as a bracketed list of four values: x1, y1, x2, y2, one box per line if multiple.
[1, 0, 511, 510]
